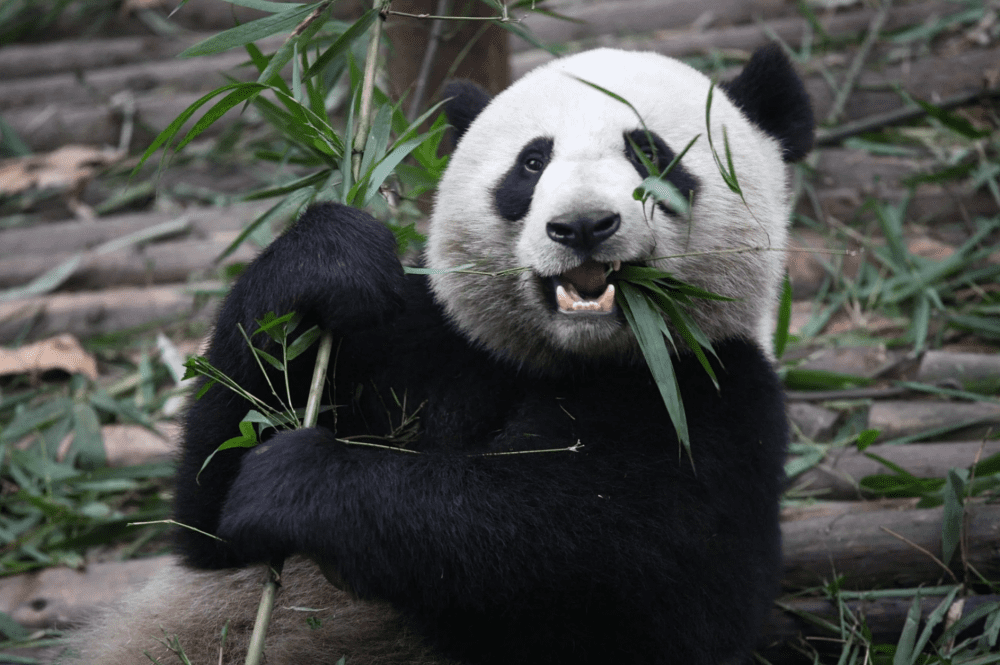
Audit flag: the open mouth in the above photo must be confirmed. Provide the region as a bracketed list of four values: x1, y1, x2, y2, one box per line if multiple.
[550, 259, 621, 315]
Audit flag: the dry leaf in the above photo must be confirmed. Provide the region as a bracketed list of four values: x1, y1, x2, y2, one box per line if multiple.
[0, 334, 98, 380]
[0, 145, 123, 196]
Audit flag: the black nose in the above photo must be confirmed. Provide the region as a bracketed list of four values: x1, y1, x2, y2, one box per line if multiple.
[546, 210, 621, 252]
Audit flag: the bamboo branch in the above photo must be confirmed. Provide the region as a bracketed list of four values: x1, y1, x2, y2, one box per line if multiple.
[243, 5, 388, 664]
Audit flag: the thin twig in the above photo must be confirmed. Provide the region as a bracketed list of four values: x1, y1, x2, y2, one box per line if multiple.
[385, 10, 518, 22]
[879, 525, 959, 583]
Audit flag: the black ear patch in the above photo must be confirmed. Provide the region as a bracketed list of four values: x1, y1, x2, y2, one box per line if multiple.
[720, 45, 814, 163]
[443, 81, 492, 144]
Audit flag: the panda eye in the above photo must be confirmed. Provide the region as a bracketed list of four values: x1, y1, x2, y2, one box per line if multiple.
[524, 156, 545, 173]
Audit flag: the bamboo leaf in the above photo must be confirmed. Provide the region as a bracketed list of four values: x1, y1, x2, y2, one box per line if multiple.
[0, 254, 80, 302]
[941, 468, 966, 566]
[893, 591, 921, 665]
[196, 420, 259, 483]
[286, 325, 322, 361]
[618, 282, 690, 459]
[257, 2, 336, 85]
[773, 273, 793, 359]
[303, 8, 380, 80]
[179, 4, 314, 57]
[174, 84, 268, 153]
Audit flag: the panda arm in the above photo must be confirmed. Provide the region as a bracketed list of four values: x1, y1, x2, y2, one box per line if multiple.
[214, 342, 787, 616]
[174, 203, 406, 568]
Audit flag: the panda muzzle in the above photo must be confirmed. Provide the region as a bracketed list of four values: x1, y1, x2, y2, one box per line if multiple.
[554, 259, 620, 314]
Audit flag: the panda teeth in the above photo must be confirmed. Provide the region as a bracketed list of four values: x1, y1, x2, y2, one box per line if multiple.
[556, 283, 616, 314]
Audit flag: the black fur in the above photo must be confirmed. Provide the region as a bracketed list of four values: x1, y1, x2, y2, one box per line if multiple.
[623, 129, 699, 216]
[493, 136, 554, 222]
[443, 80, 493, 143]
[175, 203, 788, 664]
[720, 44, 814, 162]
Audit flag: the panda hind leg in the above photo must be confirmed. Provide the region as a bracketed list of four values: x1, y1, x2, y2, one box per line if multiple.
[58, 557, 453, 665]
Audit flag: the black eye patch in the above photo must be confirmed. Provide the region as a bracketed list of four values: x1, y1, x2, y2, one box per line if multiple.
[623, 129, 699, 217]
[494, 137, 554, 222]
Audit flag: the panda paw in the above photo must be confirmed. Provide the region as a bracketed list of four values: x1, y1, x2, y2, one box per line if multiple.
[226, 203, 407, 336]
[216, 428, 340, 565]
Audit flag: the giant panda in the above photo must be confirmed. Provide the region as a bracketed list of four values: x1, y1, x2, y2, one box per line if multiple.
[65, 45, 812, 665]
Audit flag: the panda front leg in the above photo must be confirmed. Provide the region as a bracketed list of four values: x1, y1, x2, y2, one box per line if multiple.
[214, 423, 772, 665]
[174, 203, 406, 569]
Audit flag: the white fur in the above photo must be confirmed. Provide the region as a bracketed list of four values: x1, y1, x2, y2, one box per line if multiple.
[59, 557, 455, 665]
[427, 48, 791, 370]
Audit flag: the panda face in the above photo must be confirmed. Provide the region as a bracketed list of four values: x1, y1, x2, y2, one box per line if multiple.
[427, 48, 811, 371]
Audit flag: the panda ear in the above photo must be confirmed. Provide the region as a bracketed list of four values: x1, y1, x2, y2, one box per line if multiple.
[443, 81, 492, 144]
[720, 45, 814, 163]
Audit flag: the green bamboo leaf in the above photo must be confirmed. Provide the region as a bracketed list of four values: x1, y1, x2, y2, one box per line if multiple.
[303, 8, 380, 80]
[217, 186, 315, 262]
[913, 586, 961, 658]
[892, 591, 921, 665]
[131, 83, 249, 174]
[179, 4, 314, 58]
[245, 171, 329, 201]
[618, 282, 690, 459]
[197, 420, 258, 483]
[253, 311, 298, 341]
[911, 294, 930, 351]
[71, 403, 106, 469]
[634, 177, 690, 216]
[773, 273, 793, 359]
[257, 2, 335, 85]
[941, 468, 966, 566]
[362, 129, 446, 205]
[357, 103, 394, 186]
[0, 398, 73, 445]
[254, 348, 284, 372]
[0, 254, 80, 303]
[174, 84, 267, 153]
[647, 291, 719, 390]
[286, 325, 321, 361]
[217, 0, 303, 12]
[855, 429, 880, 451]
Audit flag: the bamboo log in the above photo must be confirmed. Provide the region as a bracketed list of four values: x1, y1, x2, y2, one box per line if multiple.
[512, 0, 794, 53]
[512, 1, 978, 76]
[781, 503, 1000, 590]
[761, 593, 1000, 661]
[0, 282, 220, 343]
[792, 441, 1000, 500]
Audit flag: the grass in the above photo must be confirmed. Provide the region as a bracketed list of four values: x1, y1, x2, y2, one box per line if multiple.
[0, 0, 999, 662]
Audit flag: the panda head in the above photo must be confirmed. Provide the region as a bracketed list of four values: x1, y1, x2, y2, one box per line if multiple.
[426, 46, 813, 372]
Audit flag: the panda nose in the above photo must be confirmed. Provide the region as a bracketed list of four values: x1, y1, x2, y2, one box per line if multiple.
[546, 210, 621, 252]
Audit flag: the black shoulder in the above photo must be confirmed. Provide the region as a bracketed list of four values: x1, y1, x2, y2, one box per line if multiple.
[720, 45, 814, 163]
[443, 80, 492, 144]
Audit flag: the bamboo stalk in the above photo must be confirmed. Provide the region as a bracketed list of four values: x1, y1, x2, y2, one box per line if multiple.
[243, 5, 387, 664]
